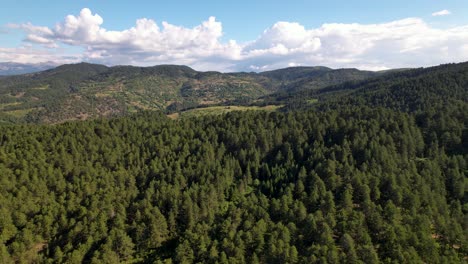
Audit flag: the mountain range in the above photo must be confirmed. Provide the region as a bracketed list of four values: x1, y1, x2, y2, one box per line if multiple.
[0, 61, 467, 125]
[0, 63, 385, 123]
[0, 62, 58, 76]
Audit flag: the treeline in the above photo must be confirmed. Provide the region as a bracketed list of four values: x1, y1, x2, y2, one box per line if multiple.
[0, 107, 466, 263]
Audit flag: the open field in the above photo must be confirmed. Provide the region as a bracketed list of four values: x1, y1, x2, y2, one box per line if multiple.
[0, 102, 22, 109]
[4, 108, 35, 118]
[168, 105, 283, 119]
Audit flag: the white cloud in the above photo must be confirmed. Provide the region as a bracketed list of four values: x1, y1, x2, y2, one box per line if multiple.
[0, 46, 80, 64]
[3, 8, 468, 71]
[239, 17, 468, 71]
[432, 10, 451, 16]
[7, 22, 54, 36]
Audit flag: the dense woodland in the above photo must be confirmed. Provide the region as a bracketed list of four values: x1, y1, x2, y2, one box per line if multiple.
[0, 62, 467, 263]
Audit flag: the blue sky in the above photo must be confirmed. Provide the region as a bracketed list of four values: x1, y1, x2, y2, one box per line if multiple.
[1, 0, 468, 71]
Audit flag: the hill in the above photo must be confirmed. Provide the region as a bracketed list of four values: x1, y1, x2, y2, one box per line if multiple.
[263, 62, 468, 111]
[272, 62, 468, 157]
[0, 63, 383, 123]
[259, 66, 380, 92]
[0, 61, 467, 262]
[0, 109, 466, 263]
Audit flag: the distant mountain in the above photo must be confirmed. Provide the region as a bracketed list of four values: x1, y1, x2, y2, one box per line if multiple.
[267, 67, 381, 92]
[0, 62, 392, 123]
[260, 66, 332, 81]
[0, 62, 58, 75]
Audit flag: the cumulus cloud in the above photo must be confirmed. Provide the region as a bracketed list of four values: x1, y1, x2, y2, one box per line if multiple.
[3, 8, 468, 71]
[432, 10, 451, 16]
[10, 8, 238, 70]
[239, 18, 468, 71]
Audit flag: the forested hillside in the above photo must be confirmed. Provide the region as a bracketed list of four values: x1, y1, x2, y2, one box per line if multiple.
[0, 61, 467, 263]
[276, 62, 468, 113]
[259, 67, 379, 93]
[0, 63, 380, 124]
[0, 107, 466, 263]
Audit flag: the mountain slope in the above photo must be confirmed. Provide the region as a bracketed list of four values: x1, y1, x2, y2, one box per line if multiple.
[0, 63, 467, 263]
[269, 62, 468, 112]
[271, 62, 468, 157]
[0, 108, 466, 263]
[259, 66, 380, 92]
[0, 63, 382, 123]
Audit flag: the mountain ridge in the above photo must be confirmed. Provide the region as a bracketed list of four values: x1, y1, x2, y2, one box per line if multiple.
[0, 62, 384, 123]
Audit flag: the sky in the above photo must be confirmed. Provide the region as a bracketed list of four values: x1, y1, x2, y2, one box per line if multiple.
[1, 0, 468, 72]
